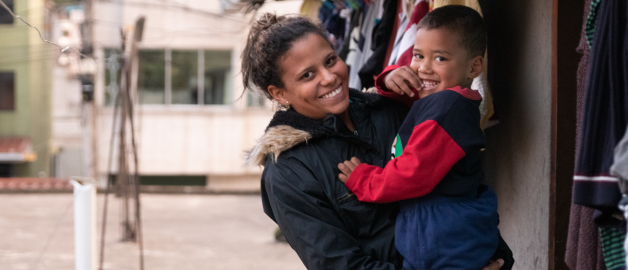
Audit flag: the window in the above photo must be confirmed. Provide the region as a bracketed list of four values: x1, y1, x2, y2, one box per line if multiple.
[203, 50, 231, 105]
[0, 72, 15, 111]
[171, 50, 198, 104]
[129, 49, 232, 105]
[138, 50, 166, 104]
[0, 0, 13, 25]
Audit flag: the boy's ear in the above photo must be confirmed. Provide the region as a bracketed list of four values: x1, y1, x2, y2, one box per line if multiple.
[268, 85, 287, 104]
[468, 56, 484, 79]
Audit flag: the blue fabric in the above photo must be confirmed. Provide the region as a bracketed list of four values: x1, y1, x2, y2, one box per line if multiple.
[395, 185, 499, 270]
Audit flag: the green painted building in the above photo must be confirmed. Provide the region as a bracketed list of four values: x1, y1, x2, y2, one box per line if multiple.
[0, 0, 54, 177]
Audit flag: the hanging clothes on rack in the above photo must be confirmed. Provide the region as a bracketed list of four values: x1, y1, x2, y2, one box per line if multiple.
[432, 0, 495, 129]
[387, 0, 429, 67]
[300, 0, 324, 22]
[615, 125, 628, 196]
[565, 1, 607, 270]
[571, 0, 628, 269]
[615, 125, 628, 267]
[585, 0, 602, 49]
[357, 0, 399, 88]
[572, 0, 628, 226]
[348, 0, 385, 90]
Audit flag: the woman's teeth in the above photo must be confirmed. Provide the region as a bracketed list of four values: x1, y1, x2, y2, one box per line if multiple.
[421, 80, 439, 88]
[321, 87, 342, 99]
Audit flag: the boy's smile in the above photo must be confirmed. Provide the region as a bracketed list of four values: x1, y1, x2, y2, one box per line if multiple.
[410, 28, 482, 98]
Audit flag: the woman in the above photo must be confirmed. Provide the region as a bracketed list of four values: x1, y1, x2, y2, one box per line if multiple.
[242, 13, 512, 270]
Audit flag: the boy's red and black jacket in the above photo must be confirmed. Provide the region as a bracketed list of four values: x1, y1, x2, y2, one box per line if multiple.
[346, 83, 486, 203]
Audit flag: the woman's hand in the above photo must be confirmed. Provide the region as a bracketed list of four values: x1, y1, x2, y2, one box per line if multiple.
[338, 157, 362, 183]
[482, 259, 505, 270]
[384, 66, 421, 98]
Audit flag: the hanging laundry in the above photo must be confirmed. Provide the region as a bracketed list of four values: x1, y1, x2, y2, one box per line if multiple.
[572, 1, 628, 267]
[615, 125, 628, 267]
[387, 0, 429, 67]
[565, 1, 607, 269]
[348, 0, 385, 90]
[357, 0, 398, 88]
[614, 125, 628, 195]
[300, 0, 323, 22]
[585, 0, 602, 48]
[572, 0, 628, 226]
[600, 227, 627, 270]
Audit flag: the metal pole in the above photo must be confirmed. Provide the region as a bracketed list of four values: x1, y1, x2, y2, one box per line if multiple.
[71, 177, 98, 270]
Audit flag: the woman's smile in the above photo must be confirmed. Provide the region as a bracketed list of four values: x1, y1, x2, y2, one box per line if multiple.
[320, 86, 343, 99]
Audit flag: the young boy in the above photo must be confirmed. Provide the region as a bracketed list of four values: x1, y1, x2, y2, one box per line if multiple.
[337, 5, 500, 270]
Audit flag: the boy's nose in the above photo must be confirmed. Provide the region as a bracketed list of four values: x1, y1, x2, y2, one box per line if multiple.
[418, 60, 432, 73]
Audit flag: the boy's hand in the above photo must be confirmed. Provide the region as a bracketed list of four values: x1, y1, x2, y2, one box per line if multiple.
[338, 157, 362, 183]
[482, 259, 504, 270]
[384, 66, 421, 98]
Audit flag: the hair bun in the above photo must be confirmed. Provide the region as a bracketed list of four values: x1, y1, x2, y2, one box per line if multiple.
[252, 13, 281, 33]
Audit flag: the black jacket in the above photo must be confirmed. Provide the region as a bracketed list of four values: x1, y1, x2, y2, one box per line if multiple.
[247, 89, 513, 270]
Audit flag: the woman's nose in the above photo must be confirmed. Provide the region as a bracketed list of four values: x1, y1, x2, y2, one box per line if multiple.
[320, 69, 336, 86]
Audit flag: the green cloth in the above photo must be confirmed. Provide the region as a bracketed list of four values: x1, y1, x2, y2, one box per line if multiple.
[585, 0, 602, 48]
[600, 227, 627, 270]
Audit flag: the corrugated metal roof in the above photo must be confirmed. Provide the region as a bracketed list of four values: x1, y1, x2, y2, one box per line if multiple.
[0, 178, 72, 191]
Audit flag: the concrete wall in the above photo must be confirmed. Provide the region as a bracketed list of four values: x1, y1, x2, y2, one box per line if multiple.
[0, 0, 53, 177]
[480, 0, 553, 268]
[95, 107, 271, 176]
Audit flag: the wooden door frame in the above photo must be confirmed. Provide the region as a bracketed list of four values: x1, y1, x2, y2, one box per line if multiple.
[550, 0, 584, 269]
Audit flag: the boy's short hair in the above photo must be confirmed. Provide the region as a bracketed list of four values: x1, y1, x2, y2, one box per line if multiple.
[417, 5, 487, 58]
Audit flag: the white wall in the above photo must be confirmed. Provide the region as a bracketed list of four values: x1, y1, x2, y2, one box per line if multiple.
[481, 0, 553, 268]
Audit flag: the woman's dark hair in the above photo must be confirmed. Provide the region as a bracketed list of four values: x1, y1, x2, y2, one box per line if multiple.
[417, 5, 487, 58]
[241, 13, 330, 99]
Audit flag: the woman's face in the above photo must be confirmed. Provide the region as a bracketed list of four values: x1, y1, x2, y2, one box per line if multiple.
[269, 33, 350, 120]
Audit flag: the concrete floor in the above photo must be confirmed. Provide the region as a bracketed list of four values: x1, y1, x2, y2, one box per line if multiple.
[0, 193, 306, 270]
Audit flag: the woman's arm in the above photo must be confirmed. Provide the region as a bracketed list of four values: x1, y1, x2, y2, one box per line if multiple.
[263, 158, 400, 270]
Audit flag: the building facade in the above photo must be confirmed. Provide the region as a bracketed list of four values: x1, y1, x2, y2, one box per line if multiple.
[0, 0, 54, 177]
[82, 0, 300, 190]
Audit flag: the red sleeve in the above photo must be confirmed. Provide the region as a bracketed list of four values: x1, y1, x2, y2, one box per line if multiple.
[344, 120, 465, 203]
[375, 65, 419, 108]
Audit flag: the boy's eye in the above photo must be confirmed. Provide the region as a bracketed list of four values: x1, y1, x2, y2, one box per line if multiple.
[436, 56, 447, 61]
[302, 71, 314, 79]
[414, 54, 424, 59]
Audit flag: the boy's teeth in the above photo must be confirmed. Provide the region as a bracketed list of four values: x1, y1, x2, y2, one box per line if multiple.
[322, 87, 342, 99]
[422, 80, 438, 88]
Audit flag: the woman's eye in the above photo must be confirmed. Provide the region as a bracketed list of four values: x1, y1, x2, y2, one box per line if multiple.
[326, 56, 337, 66]
[436, 56, 447, 61]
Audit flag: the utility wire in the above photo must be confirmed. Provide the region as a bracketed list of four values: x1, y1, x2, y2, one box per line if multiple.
[95, 0, 247, 24]
[0, 0, 96, 61]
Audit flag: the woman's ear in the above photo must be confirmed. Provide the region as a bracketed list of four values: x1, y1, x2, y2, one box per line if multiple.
[468, 56, 484, 79]
[268, 85, 287, 104]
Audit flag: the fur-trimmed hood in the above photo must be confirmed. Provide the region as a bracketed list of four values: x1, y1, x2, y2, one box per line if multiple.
[245, 124, 313, 167]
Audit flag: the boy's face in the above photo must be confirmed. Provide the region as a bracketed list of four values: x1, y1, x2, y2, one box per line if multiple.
[410, 27, 482, 98]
